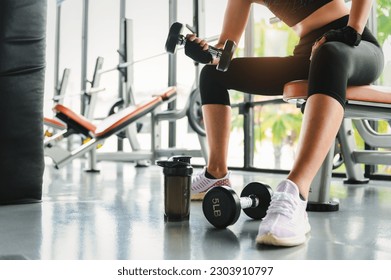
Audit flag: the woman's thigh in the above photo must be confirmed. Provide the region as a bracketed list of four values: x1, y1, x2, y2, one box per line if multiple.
[200, 55, 311, 105]
[308, 41, 384, 107]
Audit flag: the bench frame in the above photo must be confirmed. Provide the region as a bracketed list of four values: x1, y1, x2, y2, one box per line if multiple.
[283, 80, 391, 211]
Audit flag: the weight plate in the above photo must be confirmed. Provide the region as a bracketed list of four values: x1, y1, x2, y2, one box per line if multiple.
[216, 40, 236, 72]
[202, 186, 241, 228]
[186, 88, 206, 137]
[241, 182, 272, 220]
[165, 22, 183, 54]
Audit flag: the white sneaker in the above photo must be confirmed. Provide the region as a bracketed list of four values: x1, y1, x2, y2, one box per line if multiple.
[256, 179, 311, 247]
[191, 167, 231, 194]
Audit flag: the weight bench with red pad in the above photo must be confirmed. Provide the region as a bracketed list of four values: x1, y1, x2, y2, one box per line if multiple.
[44, 117, 66, 130]
[283, 80, 391, 211]
[44, 87, 176, 169]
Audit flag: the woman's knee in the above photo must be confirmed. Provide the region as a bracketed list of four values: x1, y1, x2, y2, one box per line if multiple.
[308, 42, 354, 108]
[199, 65, 230, 105]
[312, 42, 352, 70]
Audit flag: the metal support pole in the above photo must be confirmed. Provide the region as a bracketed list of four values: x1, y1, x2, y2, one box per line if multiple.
[338, 119, 369, 183]
[307, 143, 339, 211]
[119, 0, 134, 103]
[367, 1, 377, 37]
[118, 0, 127, 151]
[81, 0, 89, 114]
[54, 2, 62, 96]
[364, 1, 378, 176]
[119, 0, 126, 99]
[168, 0, 178, 148]
[193, 0, 205, 38]
[81, 0, 97, 170]
[243, 7, 255, 168]
[168, 0, 177, 87]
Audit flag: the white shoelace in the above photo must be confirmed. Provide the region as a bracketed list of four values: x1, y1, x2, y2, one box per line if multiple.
[266, 192, 298, 219]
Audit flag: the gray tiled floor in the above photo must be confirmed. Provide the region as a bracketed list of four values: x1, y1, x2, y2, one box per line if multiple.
[1, 159, 391, 260]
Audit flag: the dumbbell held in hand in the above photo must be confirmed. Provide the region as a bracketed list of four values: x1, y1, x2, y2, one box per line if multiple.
[202, 182, 273, 229]
[165, 22, 236, 72]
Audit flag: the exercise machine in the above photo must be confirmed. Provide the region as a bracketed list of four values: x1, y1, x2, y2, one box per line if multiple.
[44, 87, 177, 169]
[43, 68, 70, 135]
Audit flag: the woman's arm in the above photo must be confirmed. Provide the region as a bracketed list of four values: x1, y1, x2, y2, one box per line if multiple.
[310, 0, 374, 59]
[186, 0, 253, 64]
[348, 0, 374, 34]
[216, 0, 253, 48]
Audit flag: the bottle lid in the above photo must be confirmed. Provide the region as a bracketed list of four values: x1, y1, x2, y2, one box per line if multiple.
[156, 156, 193, 176]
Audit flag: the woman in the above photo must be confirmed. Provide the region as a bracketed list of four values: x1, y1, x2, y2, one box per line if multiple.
[187, 0, 384, 247]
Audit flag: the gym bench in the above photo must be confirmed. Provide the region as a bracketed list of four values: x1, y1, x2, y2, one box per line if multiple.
[44, 117, 66, 130]
[44, 87, 177, 169]
[283, 80, 391, 211]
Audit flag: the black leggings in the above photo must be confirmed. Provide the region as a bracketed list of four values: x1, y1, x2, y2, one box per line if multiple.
[199, 16, 384, 108]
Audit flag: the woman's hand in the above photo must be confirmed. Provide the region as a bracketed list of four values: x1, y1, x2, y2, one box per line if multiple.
[323, 26, 362, 46]
[184, 34, 214, 64]
[186, 34, 209, 50]
[185, 34, 224, 65]
[310, 26, 362, 60]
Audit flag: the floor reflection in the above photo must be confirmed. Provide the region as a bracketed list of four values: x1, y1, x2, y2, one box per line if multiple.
[0, 160, 390, 260]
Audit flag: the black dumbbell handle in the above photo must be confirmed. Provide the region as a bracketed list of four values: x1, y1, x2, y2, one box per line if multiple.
[207, 46, 222, 58]
[240, 194, 260, 210]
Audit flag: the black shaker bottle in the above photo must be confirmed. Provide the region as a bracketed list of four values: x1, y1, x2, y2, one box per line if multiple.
[157, 156, 193, 221]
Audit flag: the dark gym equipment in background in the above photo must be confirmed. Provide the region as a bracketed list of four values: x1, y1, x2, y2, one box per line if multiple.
[0, 0, 47, 204]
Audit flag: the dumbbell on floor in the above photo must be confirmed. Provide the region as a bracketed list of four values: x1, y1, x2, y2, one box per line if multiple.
[202, 182, 273, 229]
[165, 22, 236, 72]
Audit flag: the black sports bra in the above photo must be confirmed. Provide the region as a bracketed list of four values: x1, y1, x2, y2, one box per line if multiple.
[263, 0, 333, 27]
